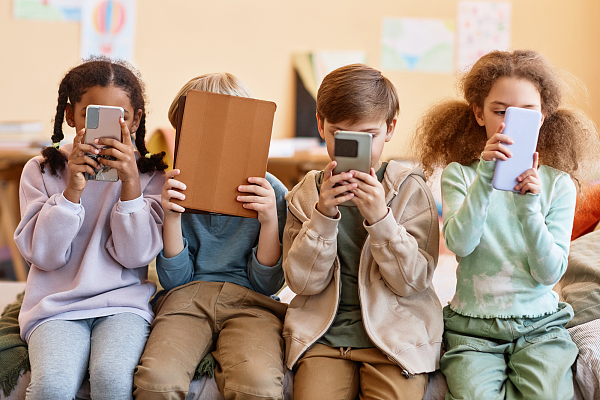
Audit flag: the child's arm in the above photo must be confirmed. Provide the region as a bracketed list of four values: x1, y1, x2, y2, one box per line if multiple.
[442, 161, 495, 257]
[514, 171, 576, 285]
[237, 177, 281, 266]
[106, 169, 165, 268]
[443, 124, 513, 257]
[154, 169, 196, 291]
[238, 176, 287, 295]
[14, 159, 86, 270]
[364, 174, 439, 296]
[283, 163, 353, 296]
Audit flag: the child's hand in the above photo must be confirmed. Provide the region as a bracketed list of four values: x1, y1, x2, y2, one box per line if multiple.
[316, 161, 357, 218]
[162, 169, 186, 217]
[481, 122, 514, 162]
[64, 128, 101, 202]
[95, 118, 140, 184]
[515, 152, 542, 195]
[348, 168, 388, 225]
[237, 177, 278, 226]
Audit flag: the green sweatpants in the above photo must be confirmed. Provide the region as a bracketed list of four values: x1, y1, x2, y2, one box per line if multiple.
[440, 302, 578, 400]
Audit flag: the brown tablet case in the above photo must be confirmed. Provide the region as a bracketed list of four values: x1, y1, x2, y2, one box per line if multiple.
[172, 89, 276, 218]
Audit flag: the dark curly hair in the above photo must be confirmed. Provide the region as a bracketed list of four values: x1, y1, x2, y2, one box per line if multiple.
[412, 50, 599, 189]
[40, 57, 167, 176]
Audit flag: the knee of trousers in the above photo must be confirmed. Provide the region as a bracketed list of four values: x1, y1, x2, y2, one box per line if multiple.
[27, 375, 82, 400]
[219, 360, 284, 400]
[133, 358, 193, 395]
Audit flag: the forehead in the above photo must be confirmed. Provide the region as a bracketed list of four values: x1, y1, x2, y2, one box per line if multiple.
[76, 85, 133, 111]
[324, 118, 387, 132]
[485, 77, 541, 107]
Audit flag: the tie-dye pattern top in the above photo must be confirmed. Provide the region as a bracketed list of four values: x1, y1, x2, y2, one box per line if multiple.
[441, 159, 576, 318]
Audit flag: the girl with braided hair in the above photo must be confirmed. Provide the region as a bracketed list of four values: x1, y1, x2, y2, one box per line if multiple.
[413, 49, 600, 399]
[14, 57, 166, 400]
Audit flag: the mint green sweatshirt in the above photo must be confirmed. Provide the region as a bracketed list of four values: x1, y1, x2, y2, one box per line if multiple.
[441, 159, 576, 318]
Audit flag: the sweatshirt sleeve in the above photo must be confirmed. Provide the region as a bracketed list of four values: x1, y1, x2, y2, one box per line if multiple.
[442, 160, 495, 257]
[14, 159, 85, 270]
[106, 171, 165, 269]
[283, 202, 340, 296]
[247, 176, 288, 296]
[155, 236, 196, 291]
[366, 174, 439, 297]
[513, 173, 576, 286]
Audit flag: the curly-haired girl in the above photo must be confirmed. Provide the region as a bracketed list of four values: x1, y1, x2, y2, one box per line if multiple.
[413, 50, 599, 399]
[15, 57, 166, 400]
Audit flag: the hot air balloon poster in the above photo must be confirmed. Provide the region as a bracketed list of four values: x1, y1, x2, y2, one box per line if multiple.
[80, 0, 137, 61]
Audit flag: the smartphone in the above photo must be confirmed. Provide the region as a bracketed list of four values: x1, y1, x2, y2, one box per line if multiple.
[83, 105, 124, 182]
[333, 131, 372, 175]
[492, 107, 543, 192]
[333, 131, 372, 206]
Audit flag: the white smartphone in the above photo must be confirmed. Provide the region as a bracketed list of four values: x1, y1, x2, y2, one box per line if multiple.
[492, 107, 543, 192]
[333, 131, 372, 175]
[83, 105, 124, 182]
[333, 131, 372, 206]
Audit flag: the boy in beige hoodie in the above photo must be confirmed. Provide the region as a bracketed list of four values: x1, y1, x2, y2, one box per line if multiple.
[282, 64, 443, 399]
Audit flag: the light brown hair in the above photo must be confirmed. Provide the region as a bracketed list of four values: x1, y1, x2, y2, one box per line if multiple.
[167, 73, 253, 128]
[316, 64, 399, 127]
[412, 50, 599, 188]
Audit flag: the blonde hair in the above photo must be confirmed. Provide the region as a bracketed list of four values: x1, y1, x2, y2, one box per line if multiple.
[412, 50, 600, 188]
[167, 73, 253, 128]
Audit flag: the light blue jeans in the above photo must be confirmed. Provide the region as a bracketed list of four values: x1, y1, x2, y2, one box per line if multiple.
[26, 312, 150, 400]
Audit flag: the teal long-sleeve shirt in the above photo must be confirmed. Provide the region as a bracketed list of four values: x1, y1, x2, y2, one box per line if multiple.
[441, 160, 576, 318]
[156, 173, 288, 296]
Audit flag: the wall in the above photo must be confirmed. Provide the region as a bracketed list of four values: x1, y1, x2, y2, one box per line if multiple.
[1, 0, 599, 160]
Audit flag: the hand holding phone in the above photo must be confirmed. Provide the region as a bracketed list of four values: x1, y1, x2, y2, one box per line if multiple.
[492, 107, 542, 192]
[83, 105, 124, 182]
[333, 131, 372, 206]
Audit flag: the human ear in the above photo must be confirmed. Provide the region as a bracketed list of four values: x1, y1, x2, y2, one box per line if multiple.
[65, 103, 75, 128]
[385, 118, 397, 142]
[131, 109, 143, 133]
[316, 113, 326, 140]
[473, 104, 485, 127]
[540, 109, 547, 126]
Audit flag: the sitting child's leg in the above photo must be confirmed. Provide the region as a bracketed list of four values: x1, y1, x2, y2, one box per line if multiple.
[357, 347, 428, 400]
[294, 344, 428, 400]
[506, 303, 578, 400]
[88, 313, 150, 400]
[27, 319, 91, 400]
[134, 281, 217, 400]
[212, 284, 287, 400]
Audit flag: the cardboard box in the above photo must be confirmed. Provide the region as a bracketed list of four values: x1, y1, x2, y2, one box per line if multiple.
[172, 90, 277, 218]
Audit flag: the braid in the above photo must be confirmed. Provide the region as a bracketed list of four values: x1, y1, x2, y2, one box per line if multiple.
[136, 112, 167, 173]
[41, 57, 167, 176]
[40, 74, 70, 175]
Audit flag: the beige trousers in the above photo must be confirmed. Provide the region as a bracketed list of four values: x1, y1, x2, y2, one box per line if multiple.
[293, 343, 428, 400]
[133, 281, 288, 400]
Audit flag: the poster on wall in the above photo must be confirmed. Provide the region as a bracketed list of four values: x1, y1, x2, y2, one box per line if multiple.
[457, 1, 511, 71]
[381, 17, 454, 73]
[13, 0, 81, 21]
[80, 0, 137, 61]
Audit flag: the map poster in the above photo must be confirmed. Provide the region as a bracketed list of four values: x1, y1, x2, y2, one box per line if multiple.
[381, 17, 454, 73]
[13, 0, 81, 21]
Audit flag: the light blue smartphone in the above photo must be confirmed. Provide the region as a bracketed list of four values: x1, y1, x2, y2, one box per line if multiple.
[492, 107, 543, 192]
